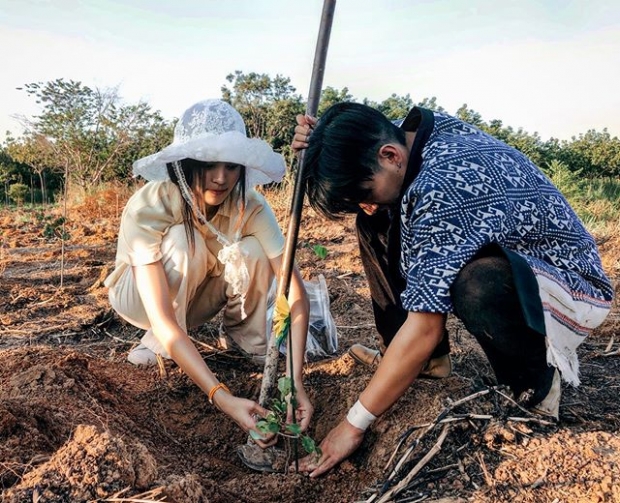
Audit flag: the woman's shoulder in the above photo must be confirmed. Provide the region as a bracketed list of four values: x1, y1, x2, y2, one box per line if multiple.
[129, 180, 178, 202]
[245, 188, 268, 206]
[125, 180, 182, 215]
[241, 189, 279, 225]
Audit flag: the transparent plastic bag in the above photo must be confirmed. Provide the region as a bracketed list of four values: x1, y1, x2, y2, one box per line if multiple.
[266, 274, 338, 362]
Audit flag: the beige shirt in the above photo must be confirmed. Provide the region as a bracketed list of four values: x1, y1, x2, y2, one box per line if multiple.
[104, 180, 284, 288]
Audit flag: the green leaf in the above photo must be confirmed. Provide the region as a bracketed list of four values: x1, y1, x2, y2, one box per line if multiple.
[277, 377, 292, 398]
[266, 421, 281, 434]
[271, 400, 286, 414]
[312, 245, 328, 259]
[249, 430, 266, 441]
[285, 423, 302, 435]
[255, 420, 271, 434]
[265, 411, 279, 423]
[301, 435, 318, 455]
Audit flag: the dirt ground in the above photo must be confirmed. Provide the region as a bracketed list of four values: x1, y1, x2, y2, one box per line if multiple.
[1, 190, 619, 503]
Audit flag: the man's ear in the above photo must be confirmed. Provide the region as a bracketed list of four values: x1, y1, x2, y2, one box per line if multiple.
[377, 144, 402, 165]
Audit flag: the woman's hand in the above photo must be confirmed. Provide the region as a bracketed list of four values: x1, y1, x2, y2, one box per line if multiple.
[292, 114, 317, 153]
[213, 392, 277, 448]
[287, 384, 314, 432]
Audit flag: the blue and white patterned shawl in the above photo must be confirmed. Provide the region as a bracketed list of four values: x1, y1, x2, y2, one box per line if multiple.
[399, 111, 613, 385]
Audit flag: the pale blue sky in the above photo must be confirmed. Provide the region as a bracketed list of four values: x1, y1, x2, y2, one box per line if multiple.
[1, 0, 619, 141]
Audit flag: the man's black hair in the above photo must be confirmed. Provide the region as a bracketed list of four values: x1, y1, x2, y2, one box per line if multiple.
[302, 102, 406, 220]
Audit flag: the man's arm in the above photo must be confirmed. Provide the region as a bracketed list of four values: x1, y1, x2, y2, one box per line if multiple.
[297, 311, 445, 477]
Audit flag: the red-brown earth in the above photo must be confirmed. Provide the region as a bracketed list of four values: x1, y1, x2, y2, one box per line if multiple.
[1, 188, 619, 503]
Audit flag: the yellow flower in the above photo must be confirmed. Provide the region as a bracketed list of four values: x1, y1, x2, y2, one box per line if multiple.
[273, 294, 291, 346]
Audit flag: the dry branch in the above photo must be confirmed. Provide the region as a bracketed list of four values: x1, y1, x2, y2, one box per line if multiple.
[374, 424, 450, 503]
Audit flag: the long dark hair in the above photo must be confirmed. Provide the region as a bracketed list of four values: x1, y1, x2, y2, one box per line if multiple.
[166, 158, 247, 251]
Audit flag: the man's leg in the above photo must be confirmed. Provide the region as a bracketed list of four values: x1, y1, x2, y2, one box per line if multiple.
[450, 250, 559, 417]
[351, 209, 450, 375]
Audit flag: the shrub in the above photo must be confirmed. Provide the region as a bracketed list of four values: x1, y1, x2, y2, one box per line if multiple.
[8, 183, 29, 205]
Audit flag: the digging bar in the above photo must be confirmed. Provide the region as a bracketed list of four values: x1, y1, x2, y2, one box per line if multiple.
[259, 0, 337, 408]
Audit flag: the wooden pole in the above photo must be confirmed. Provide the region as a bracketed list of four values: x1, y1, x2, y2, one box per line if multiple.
[258, 0, 337, 406]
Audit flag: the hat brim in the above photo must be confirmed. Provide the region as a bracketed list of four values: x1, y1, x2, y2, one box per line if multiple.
[132, 131, 286, 187]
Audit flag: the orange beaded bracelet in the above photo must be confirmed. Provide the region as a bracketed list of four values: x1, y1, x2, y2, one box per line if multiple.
[208, 382, 231, 405]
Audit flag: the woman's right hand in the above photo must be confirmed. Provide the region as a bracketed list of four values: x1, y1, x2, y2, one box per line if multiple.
[292, 114, 317, 153]
[213, 392, 277, 448]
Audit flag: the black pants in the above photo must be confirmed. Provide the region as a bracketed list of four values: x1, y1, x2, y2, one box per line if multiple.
[356, 209, 554, 401]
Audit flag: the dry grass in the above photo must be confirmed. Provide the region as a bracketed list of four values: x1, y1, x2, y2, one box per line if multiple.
[67, 182, 136, 221]
[0, 241, 6, 278]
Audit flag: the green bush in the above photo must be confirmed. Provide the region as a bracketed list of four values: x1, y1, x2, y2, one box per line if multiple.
[8, 183, 29, 205]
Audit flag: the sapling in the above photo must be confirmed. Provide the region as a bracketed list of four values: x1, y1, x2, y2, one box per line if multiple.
[251, 376, 321, 459]
[251, 294, 321, 461]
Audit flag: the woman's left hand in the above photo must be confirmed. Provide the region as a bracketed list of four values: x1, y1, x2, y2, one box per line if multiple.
[288, 384, 314, 432]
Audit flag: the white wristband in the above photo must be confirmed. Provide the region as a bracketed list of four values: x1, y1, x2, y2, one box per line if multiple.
[346, 400, 377, 431]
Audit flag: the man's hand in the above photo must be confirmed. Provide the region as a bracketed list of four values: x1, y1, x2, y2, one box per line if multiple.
[294, 419, 365, 477]
[292, 114, 317, 153]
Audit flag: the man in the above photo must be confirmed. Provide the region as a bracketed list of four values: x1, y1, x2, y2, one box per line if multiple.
[291, 102, 613, 477]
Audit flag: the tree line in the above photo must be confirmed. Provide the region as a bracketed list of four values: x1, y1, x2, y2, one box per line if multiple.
[2, 72, 619, 205]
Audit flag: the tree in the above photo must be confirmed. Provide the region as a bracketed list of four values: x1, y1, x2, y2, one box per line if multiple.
[557, 129, 620, 178]
[456, 104, 484, 128]
[221, 71, 305, 169]
[222, 71, 302, 137]
[318, 86, 354, 117]
[5, 133, 61, 203]
[416, 96, 446, 113]
[0, 143, 31, 205]
[544, 159, 583, 202]
[376, 93, 414, 121]
[21, 79, 172, 188]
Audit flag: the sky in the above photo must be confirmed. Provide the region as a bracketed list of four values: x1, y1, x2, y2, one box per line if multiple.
[1, 0, 619, 141]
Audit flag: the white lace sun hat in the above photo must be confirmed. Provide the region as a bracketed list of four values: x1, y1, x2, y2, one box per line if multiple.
[132, 99, 286, 188]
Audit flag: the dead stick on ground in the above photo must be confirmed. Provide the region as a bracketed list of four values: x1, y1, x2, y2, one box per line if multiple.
[507, 416, 555, 426]
[492, 387, 533, 415]
[374, 424, 451, 503]
[604, 334, 615, 353]
[476, 451, 493, 487]
[602, 347, 620, 356]
[382, 414, 491, 473]
[384, 388, 491, 477]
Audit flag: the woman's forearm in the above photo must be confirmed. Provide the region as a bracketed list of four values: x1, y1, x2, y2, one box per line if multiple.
[133, 262, 221, 396]
[288, 268, 310, 385]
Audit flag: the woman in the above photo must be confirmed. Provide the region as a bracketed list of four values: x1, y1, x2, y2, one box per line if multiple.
[105, 99, 312, 445]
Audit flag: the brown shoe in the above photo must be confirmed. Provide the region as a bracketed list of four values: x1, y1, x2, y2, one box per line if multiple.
[420, 354, 452, 379]
[529, 369, 561, 420]
[348, 344, 382, 367]
[348, 344, 452, 379]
